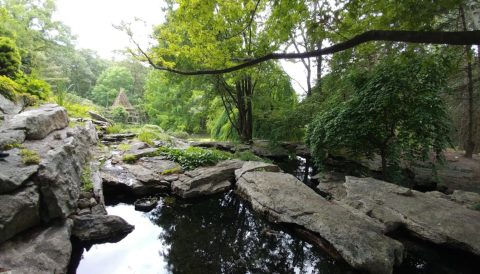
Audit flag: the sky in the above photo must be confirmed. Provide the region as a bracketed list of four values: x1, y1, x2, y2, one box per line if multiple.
[53, 0, 313, 96]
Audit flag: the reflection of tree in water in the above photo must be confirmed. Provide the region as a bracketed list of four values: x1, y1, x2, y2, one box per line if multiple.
[149, 192, 354, 274]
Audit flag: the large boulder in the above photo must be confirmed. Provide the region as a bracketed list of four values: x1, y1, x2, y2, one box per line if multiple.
[3, 104, 68, 140]
[0, 93, 23, 115]
[0, 148, 38, 194]
[0, 185, 40, 244]
[71, 215, 134, 242]
[236, 172, 404, 274]
[0, 219, 73, 274]
[234, 161, 282, 180]
[251, 140, 289, 158]
[340, 177, 480, 256]
[172, 159, 244, 198]
[37, 122, 98, 221]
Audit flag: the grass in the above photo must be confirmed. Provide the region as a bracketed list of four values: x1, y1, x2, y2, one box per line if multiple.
[81, 165, 93, 192]
[118, 143, 132, 151]
[3, 142, 25, 150]
[122, 154, 137, 164]
[20, 149, 40, 164]
[68, 121, 86, 128]
[161, 167, 182, 175]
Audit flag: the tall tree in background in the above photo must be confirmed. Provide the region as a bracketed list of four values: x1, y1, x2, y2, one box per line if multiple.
[92, 66, 134, 108]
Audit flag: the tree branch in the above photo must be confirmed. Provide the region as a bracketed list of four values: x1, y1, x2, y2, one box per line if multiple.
[137, 30, 480, 75]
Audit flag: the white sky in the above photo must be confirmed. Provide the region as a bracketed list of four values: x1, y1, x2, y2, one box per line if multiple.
[53, 0, 312, 95]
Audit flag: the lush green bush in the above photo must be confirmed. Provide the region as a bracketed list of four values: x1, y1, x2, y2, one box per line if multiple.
[15, 69, 52, 100]
[168, 130, 189, 140]
[157, 147, 230, 170]
[0, 75, 22, 101]
[106, 124, 126, 134]
[111, 106, 129, 123]
[0, 37, 21, 78]
[66, 103, 91, 118]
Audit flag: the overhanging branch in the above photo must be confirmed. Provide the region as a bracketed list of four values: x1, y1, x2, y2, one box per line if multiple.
[137, 30, 480, 75]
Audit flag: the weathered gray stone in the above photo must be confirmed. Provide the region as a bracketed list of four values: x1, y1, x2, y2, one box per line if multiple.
[0, 219, 73, 274]
[79, 191, 94, 199]
[341, 177, 480, 256]
[90, 161, 107, 215]
[169, 137, 190, 149]
[251, 140, 289, 158]
[0, 148, 39, 194]
[0, 130, 25, 150]
[124, 140, 150, 154]
[89, 197, 98, 207]
[102, 133, 136, 142]
[140, 156, 181, 174]
[88, 110, 111, 124]
[164, 175, 179, 182]
[37, 123, 98, 221]
[316, 172, 347, 200]
[425, 191, 448, 199]
[216, 141, 235, 151]
[234, 161, 282, 180]
[451, 190, 480, 209]
[72, 215, 134, 242]
[0, 93, 23, 115]
[4, 104, 69, 140]
[172, 159, 244, 198]
[236, 172, 404, 274]
[78, 208, 91, 216]
[0, 185, 40, 244]
[190, 141, 217, 148]
[77, 198, 90, 209]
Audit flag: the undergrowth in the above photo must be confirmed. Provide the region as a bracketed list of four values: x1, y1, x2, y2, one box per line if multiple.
[157, 147, 230, 170]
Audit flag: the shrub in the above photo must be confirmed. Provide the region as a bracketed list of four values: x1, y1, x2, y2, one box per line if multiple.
[20, 149, 40, 164]
[122, 154, 137, 164]
[138, 130, 155, 145]
[106, 124, 125, 134]
[65, 103, 91, 118]
[0, 37, 21, 78]
[118, 143, 131, 151]
[142, 124, 164, 133]
[473, 202, 480, 211]
[168, 131, 189, 140]
[0, 75, 22, 101]
[111, 106, 129, 123]
[157, 147, 229, 170]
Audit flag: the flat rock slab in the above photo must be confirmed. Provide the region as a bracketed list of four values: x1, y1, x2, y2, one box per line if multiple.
[3, 104, 68, 140]
[236, 172, 404, 274]
[0, 219, 73, 274]
[0, 130, 25, 151]
[234, 161, 282, 180]
[172, 159, 244, 198]
[72, 215, 134, 242]
[0, 148, 39, 194]
[0, 185, 40, 244]
[342, 177, 480, 256]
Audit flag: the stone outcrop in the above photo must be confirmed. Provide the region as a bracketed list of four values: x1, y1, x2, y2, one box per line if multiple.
[123, 141, 157, 158]
[88, 110, 111, 124]
[451, 190, 480, 209]
[102, 133, 136, 143]
[37, 122, 98, 221]
[172, 159, 244, 198]
[337, 177, 480, 256]
[0, 185, 40, 244]
[0, 148, 38, 194]
[236, 172, 404, 274]
[3, 104, 69, 140]
[0, 93, 23, 115]
[0, 129, 25, 150]
[234, 161, 282, 180]
[0, 219, 73, 274]
[71, 215, 134, 242]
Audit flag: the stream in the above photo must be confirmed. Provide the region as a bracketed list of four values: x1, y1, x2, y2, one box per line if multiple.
[71, 156, 478, 274]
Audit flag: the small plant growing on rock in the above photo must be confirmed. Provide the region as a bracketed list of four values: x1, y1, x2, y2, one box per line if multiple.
[4, 142, 25, 150]
[20, 149, 40, 165]
[81, 166, 93, 192]
[472, 202, 480, 211]
[118, 143, 131, 151]
[122, 154, 136, 164]
[53, 132, 62, 140]
[161, 167, 181, 175]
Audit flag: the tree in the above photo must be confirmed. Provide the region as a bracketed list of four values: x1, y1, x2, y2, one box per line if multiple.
[92, 66, 134, 107]
[307, 54, 453, 182]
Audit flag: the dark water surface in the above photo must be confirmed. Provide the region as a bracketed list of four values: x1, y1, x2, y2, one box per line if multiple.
[74, 157, 479, 274]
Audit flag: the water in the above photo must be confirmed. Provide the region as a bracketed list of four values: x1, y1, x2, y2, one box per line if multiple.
[74, 156, 480, 274]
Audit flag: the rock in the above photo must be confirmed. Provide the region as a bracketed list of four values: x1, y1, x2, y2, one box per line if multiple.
[72, 215, 134, 242]
[425, 191, 448, 199]
[79, 191, 94, 199]
[37, 122, 97, 221]
[164, 175, 179, 182]
[3, 104, 69, 140]
[92, 205, 107, 215]
[78, 208, 91, 216]
[172, 159, 244, 198]
[341, 177, 480, 256]
[77, 198, 90, 209]
[88, 110, 111, 124]
[234, 161, 282, 180]
[0, 185, 40, 244]
[190, 141, 217, 148]
[102, 133, 136, 142]
[316, 172, 347, 200]
[169, 137, 190, 149]
[0, 130, 25, 150]
[232, 144, 251, 152]
[0, 93, 23, 115]
[0, 148, 39, 194]
[90, 161, 107, 215]
[124, 140, 150, 152]
[0, 219, 73, 274]
[89, 197, 98, 207]
[451, 190, 480, 209]
[251, 140, 289, 158]
[127, 147, 157, 159]
[216, 141, 235, 151]
[236, 172, 404, 274]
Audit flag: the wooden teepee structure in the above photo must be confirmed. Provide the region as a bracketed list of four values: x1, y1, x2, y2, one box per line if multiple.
[111, 88, 134, 111]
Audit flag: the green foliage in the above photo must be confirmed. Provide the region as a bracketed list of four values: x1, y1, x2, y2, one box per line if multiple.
[0, 75, 22, 101]
[20, 149, 39, 164]
[14, 69, 52, 99]
[3, 142, 24, 150]
[0, 36, 21, 77]
[118, 143, 132, 151]
[68, 120, 86, 128]
[111, 106, 129, 123]
[307, 54, 453, 182]
[138, 130, 155, 145]
[122, 154, 137, 164]
[157, 147, 230, 170]
[168, 130, 189, 140]
[232, 150, 273, 164]
[92, 66, 134, 107]
[81, 165, 93, 192]
[161, 167, 181, 175]
[65, 103, 93, 118]
[106, 124, 125, 134]
[54, 82, 74, 107]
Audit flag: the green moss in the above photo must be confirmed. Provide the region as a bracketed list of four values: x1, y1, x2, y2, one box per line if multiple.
[118, 143, 131, 151]
[122, 154, 137, 164]
[81, 165, 93, 192]
[161, 167, 181, 175]
[20, 149, 39, 164]
[472, 202, 480, 211]
[3, 142, 25, 150]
